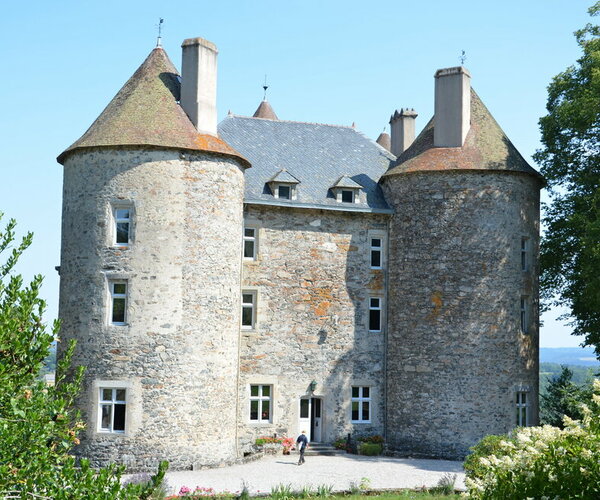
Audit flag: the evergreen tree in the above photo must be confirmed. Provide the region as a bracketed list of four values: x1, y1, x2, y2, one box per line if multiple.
[540, 366, 591, 427]
[534, 2, 600, 355]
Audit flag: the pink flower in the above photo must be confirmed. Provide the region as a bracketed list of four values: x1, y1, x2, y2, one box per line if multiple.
[179, 486, 191, 495]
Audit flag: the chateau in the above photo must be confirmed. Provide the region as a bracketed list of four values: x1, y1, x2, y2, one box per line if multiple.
[57, 36, 541, 471]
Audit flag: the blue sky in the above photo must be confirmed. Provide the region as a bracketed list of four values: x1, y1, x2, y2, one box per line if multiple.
[0, 0, 593, 347]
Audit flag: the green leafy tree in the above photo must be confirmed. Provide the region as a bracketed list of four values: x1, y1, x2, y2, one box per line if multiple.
[534, 2, 600, 355]
[0, 214, 167, 499]
[540, 366, 592, 427]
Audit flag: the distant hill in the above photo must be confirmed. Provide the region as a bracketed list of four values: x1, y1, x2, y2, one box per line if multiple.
[540, 347, 599, 366]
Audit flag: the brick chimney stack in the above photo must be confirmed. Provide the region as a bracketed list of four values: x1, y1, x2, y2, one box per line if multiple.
[434, 66, 471, 147]
[180, 37, 218, 136]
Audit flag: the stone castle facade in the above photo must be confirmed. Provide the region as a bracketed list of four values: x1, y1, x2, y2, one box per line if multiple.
[57, 36, 542, 471]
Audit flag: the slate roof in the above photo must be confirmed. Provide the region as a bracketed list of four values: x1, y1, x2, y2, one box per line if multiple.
[218, 116, 395, 212]
[332, 175, 363, 189]
[58, 47, 248, 167]
[384, 89, 542, 180]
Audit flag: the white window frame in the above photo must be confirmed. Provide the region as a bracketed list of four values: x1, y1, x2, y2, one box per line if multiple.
[369, 296, 382, 332]
[273, 183, 297, 200]
[516, 390, 530, 427]
[249, 384, 272, 423]
[351, 386, 371, 423]
[109, 281, 128, 326]
[241, 290, 256, 329]
[243, 226, 258, 260]
[520, 296, 528, 334]
[521, 237, 529, 271]
[369, 234, 385, 269]
[111, 204, 133, 247]
[98, 387, 127, 433]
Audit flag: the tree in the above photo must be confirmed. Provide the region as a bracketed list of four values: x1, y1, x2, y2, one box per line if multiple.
[540, 366, 591, 427]
[534, 2, 600, 355]
[0, 214, 167, 499]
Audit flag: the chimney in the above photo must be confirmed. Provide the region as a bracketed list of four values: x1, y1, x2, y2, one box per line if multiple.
[434, 66, 471, 147]
[376, 131, 391, 152]
[180, 37, 218, 136]
[389, 108, 418, 156]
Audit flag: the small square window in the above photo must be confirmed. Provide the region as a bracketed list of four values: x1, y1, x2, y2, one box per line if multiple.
[370, 237, 383, 268]
[278, 185, 291, 200]
[341, 190, 354, 203]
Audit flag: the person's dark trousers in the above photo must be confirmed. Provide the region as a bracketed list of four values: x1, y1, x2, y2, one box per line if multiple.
[298, 448, 305, 464]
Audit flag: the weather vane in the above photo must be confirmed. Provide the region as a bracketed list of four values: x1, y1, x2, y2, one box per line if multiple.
[156, 18, 164, 47]
[460, 50, 466, 66]
[263, 75, 269, 100]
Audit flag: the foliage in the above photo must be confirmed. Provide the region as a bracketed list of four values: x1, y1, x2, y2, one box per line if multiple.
[427, 474, 456, 496]
[540, 365, 593, 427]
[534, 2, 600, 354]
[464, 379, 600, 498]
[0, 214, 167, 499]
[463, 434, 507, 479]
[175, 486, 235, 498]
[255, 435, 295, 452]
[270, 483, 294, 500]
[358, 442, 382, 456]
[333, 437, 350, 451]
[357, 434, 384, 444]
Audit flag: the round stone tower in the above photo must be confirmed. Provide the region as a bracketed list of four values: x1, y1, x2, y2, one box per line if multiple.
[381, 67, 543, 459]
[57, 38, 250, 471]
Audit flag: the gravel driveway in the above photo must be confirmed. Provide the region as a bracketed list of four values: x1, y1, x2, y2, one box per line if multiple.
[162, 454, 465, 496]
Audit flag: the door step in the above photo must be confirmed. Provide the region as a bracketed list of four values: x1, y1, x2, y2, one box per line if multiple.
[304, 444, 346, 456]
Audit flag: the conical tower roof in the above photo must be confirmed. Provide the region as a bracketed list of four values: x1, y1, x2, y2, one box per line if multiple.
[376, 132, 391, 152]
[58, 47, 249, 167]
[253, 100, 279, 120]
[383, 89, 542, 180]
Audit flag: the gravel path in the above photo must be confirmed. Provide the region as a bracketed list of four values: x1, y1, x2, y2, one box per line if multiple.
[162, 454, 465, 496]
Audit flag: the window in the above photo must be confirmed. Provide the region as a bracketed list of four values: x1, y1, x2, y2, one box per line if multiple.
[370, 237, 383, 269]
[110, 281, 127, 325]
[520, 296, 528, 334]
[99, 388, 126, 432]
[250, 384, 271, 422]
[341, 189, 354, 203]
[278, 185, 291, 200]
[241, 291, 256, 329]
[369, 297, 382, 332]
[351, 386, 371, 422]
[243, 227, 257, 260]
[516, 390, 529, 426]
[521, 237, 529, 271]
[113, 206, 132, 247]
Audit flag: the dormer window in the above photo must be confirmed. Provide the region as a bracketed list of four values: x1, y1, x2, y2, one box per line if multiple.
[331, 175, 362, 204]
[268, 169, 300, 201]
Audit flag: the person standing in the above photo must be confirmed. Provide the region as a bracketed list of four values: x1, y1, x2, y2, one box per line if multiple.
[296, 430, 309, 465]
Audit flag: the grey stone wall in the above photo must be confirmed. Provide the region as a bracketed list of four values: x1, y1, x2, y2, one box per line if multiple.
[381, 170, 540, 459]
[238, 206, 389, 451]
[58, 148, 244, 471]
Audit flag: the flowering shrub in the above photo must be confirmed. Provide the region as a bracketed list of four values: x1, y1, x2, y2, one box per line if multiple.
[358, 434, 384, 444]
[282, 436, 295, 453]
[465, 379, 600, 498]
[175, 486, 235, 498]
[255, 436, 283, 446]
[333, 437, 349, 451]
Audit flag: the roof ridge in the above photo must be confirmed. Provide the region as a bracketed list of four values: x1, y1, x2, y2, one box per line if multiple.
[225, 114, 356, 129]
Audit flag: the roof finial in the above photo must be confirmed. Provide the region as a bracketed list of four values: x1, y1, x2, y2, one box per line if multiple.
[459, 49, 466, 66]
[156, 18, 164, 47]
[263, 75, 269, 101]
